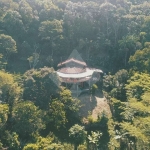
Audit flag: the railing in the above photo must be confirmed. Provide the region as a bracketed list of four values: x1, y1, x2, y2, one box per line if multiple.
[61, 77, 91, 83]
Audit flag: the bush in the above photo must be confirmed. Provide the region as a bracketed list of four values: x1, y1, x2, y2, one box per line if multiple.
[91, 84, 98, 95]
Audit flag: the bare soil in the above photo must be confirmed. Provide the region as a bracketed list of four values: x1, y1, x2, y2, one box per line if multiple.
[78, 90, 112, 121]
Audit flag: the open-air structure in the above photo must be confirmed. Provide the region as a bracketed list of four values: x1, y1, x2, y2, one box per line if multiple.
[57, 58, 103, 96]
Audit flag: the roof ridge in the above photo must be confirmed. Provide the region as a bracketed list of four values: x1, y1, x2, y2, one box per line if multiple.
[58, 57, 87, 67]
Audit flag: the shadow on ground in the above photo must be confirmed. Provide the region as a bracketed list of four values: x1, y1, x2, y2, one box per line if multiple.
[78, 90, 111, 120]
[78, 93, 96, 118]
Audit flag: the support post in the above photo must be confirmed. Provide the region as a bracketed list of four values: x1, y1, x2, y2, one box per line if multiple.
[77, 83, 78, 97]
[89, 79, 91, 88]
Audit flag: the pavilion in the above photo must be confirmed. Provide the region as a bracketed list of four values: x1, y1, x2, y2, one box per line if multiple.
[57, 58, 103, 96]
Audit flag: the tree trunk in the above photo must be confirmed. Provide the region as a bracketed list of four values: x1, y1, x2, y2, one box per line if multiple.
[74, 144, 78, 150]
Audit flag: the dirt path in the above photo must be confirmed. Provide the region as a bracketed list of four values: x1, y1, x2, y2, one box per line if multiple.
[78, 92, 112, 120]
[91, 96, 112, 120]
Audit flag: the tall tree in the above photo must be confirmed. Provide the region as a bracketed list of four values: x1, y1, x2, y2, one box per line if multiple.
[12, 101, 45, 139]
[39, 19, 63, 58]
[0, 71, 22, 114]
[69, 124, 87, 150]
[0, 34, 17, 68]
[23, 67, 61, 110]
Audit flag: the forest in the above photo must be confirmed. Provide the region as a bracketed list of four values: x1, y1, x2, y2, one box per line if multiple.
[0, 0, 150, 149]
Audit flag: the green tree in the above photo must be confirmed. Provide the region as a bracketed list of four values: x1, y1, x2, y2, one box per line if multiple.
[49, 100, 67, 129]
[119, 92, 150, 149]
[119, 35, 140, 67]
[88, 131, 102, 150]
[143, 16, 150, 41]
[69, 124, 87, 150]
[110, 69, 128, 101]
[46, 88, 81, 140]
[1, 10, 25, 41]
[39, 19, 63, 56]
[59, 88, 81, 127]
[103, 70, 128, 101]
[2, 131, 20, 150]
[0, 34, 17, 68]
[23, 67, 61, 110]
[18, 0, 33, 26]
[12, 101, 45, 139]
[0, 104, 9, 134]
[103, 73, 114, 93]
[129, 47, 150, 73]
[23, 136, 64, 150]
[0, 71, 22, 114]
[125, 73, 150, 99]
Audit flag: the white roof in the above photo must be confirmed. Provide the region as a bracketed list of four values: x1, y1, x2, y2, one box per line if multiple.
[93, 69, 103, 73]
[57, 68, 103, 78]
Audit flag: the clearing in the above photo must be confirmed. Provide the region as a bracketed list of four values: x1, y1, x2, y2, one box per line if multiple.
[78, 90, 112, 121]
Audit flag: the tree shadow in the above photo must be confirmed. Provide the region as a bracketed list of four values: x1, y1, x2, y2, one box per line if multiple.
[78, 93, 97, 118]
[95, 89, 104, 98]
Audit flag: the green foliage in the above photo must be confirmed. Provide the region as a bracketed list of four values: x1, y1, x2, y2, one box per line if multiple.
[103, 74, 114, 93]
[88, 131, 102, 149]
[59, 88, 81, 127]
[103, 69, 128, 101]
[91, 84, 98, 95]
[63, 143, 74, 150]
[107, 119, 120, 150]
[120, 122, 148, 143]
[87, 114, 96, 124]
[23, 144, 39, 150]
[0, 71, 22, 108]
[49, 99, 67, 129]
[1, 0, 150, 149]
[43, 88, 81, 140]
[23, 67, 61, 110]
[117, 91, 150, 149]
[12, 101, 45, 139]
[18, 0, 33, 25]
[113, 69, 128, 86]
[129, 47, 150, 73]
[27, 53, 39, 69]
[3, 132, 20, 150]
[0, 0, 147, 73]
[0, 104, 9, 133]
[77, 144, 87, 150]
[119, 35, 139, 51]
[0, 34, 17, 66]
[69, 124, 87, 150]
[1, 10, 25, 40]
[111, 98, 125, 121]
[39, 20, 63, 41]
[126, 73, 150, 99]
[0, 141, 3, 149]
[0, 54, 3, 68]
[0, 131, 20, 150]
[142, 16, 150, 41]
[23, 136, 64, 150]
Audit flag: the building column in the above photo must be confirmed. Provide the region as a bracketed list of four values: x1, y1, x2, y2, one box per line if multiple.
[89, 79, 91, 88]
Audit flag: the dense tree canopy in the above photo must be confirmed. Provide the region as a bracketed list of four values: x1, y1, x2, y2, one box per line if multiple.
[12, 101, 45, 139]
[0, 0, 149, 72]
[0, 0, 150, 149]
[23, 67, 60, 109]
